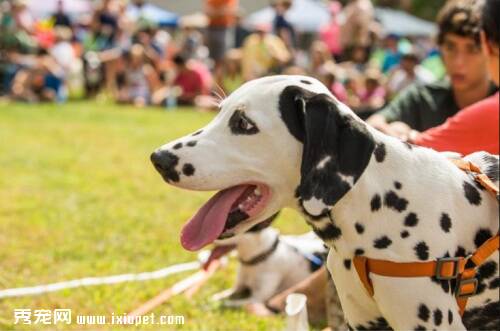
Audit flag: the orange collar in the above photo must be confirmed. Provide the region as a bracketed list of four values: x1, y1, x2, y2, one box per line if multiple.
[353, 158, 499, 316]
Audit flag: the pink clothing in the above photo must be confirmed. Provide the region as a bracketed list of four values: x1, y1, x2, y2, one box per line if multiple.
[330, 82, 347, 103]
[186, 60, 212, 94]
[359, 86, 385, 103]
[319, 22, 342, 56]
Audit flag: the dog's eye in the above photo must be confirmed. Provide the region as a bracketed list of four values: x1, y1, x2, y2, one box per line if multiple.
[229, 110, 259, 135]
[238, 117, 250, 130]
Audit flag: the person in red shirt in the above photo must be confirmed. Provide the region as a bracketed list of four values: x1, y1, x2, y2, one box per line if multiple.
[172, 54, 204, 105]
[410, 0, 499, 155]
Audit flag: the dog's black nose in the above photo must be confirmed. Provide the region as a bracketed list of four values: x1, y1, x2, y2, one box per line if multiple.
[150, 150, 180, 182]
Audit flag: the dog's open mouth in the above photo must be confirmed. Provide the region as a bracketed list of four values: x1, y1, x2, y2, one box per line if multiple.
[180, 184, 271, 251]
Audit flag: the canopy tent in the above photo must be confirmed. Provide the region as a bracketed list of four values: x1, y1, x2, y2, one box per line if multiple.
[244, 0, 330, 33]
[244, 0, 436, 36]
[126, 3, 179, 27]
[375, 7, 436, 37]
[26, 0, 91, 18]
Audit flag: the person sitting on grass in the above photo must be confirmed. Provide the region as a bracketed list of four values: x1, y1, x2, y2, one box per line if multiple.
[367, 0, 498, 140]
[9, 49, 63, 103]
[170, 54, 205, 106]
[115, 44, 160, 107]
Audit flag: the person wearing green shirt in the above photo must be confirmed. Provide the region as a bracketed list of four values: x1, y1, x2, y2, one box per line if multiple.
[367, 0, 498, 139]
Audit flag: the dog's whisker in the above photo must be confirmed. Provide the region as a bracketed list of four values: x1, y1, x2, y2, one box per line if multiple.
[212, 81, 227, 100]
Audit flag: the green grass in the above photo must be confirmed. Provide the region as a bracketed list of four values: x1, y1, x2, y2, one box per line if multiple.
[0, 101, 309, 330]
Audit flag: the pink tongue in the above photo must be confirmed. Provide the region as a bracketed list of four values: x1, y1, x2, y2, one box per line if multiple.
[180, 185, 249, 251]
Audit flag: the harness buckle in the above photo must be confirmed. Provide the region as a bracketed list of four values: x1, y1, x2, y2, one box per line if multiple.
[435, 257, 461, 280]
[455, 277, 478, 298]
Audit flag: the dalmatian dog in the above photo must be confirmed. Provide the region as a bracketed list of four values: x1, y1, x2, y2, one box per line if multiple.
[151, 75, 499, 330]
[210, 215, 326, 307]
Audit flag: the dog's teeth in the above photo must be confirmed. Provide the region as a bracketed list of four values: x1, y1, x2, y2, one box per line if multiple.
[238, 204, 244, 209]
[255, 188, 261, 196]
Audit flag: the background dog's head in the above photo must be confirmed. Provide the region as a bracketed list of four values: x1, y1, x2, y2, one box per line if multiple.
[151, 75, 375, 251]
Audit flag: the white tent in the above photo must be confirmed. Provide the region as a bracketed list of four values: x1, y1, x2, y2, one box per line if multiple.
[375, 7, 436, 36]
[244, 0, 330, 32]
[244, 1, 437, 36]
[26, 0, 91, 18]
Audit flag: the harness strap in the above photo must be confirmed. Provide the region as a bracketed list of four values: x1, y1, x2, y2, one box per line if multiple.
[353, 159, 499, 316]
[353, 235, 499, 315]
[352, 256, 469, 296]
[449, 159, 499, 197]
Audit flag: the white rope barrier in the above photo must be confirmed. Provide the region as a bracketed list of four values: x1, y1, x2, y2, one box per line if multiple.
[0, 261, 200, 299]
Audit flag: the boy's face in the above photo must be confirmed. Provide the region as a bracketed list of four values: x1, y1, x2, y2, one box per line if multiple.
[440, 33, 490, 91]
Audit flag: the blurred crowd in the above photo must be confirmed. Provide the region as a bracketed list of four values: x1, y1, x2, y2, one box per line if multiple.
[1, 0, 449, 114]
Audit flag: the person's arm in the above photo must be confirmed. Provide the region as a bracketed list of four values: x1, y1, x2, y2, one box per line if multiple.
[366, 84, 421, 138]
[410, 96, 499, 155]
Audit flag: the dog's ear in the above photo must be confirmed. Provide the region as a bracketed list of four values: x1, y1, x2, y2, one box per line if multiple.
[281, 88, 375, 217]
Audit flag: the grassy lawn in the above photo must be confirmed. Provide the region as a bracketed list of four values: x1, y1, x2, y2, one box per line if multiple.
[0, 101, 309, 330]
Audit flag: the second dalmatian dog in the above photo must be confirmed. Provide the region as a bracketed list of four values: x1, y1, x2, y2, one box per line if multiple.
[210, 214, 327, 307]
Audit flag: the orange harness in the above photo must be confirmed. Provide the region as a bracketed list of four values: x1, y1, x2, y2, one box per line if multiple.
[353, 159, 499, 316]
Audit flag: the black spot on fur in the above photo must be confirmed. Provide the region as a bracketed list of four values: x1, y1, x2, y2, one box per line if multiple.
[448, 309, 453, 325]
[489, 278, 500, 289]
[463, 181, 482, 205]
[433, 309, 443, 326]
[355, 248, 365, 256]
[182, 163, 195, 176]
[192, 130, 203, 136]
[374, 143, 386, 162]
[394, 181, 402, 189]
[475, 228, 493, 248]
[413, 325, 426, 331]
[344, 259, 351, 270]
[401, 230, 410, 238]
[186, 140, 197, 147]
[300, 79, 312, 85]
[482, 154, 499, 182]
[439, 213, 452, 233]
[478, 261, 497, 279]
[418, 304, 430, 322]
[355, 317, 392, 330]
[404, 212, 418, 227]
[312, 223, 342, 242]
[384, 191, 408, 212]
[462, 301, 500, 330]
[455, 246, 467, 257]
[371, 194, 381, 211]
[173, 142, 183, 149]
[355, 222, 365, 234]
[415, 241, 429, 260]
[374, 236, 392, 249]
